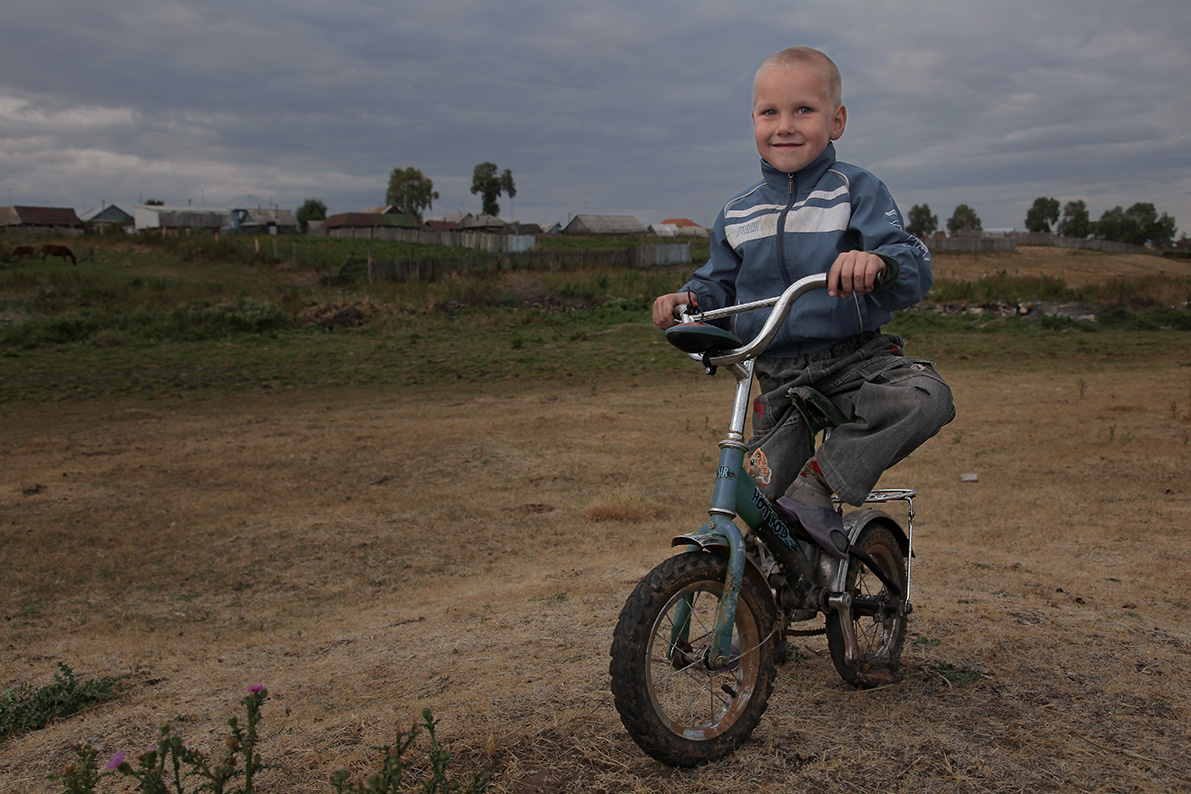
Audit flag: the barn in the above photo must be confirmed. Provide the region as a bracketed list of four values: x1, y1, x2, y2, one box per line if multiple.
[134, 205, 227, 232]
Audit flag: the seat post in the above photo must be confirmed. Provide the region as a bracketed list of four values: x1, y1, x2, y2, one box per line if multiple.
[723, 360, 755, 448]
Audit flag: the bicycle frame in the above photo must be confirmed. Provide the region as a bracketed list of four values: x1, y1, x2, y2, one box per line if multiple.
[665, 273, 916, 671]
[669, 354, 823, 669]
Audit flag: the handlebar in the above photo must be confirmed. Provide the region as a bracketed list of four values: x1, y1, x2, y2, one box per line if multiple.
[675, 273, 828, 368]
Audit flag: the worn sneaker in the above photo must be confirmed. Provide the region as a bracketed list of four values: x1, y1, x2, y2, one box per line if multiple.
[775, 497, 849, 560]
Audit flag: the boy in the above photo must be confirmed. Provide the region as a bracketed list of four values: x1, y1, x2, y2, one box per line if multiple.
[653, 47, 954, 559]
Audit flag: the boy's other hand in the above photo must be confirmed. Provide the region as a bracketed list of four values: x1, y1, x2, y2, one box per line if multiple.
[652, 292, 690, 330]
[828, 251, 886, 299]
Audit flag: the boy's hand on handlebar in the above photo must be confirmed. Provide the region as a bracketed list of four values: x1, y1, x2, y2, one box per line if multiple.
[652, 292, 689, 330]
[828, 251, 886, 299]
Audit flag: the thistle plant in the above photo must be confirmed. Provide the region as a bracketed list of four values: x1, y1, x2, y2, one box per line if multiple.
[50, 686, 269, 794]
[330, 708, 490, 794]
[50, 690, 488, 794]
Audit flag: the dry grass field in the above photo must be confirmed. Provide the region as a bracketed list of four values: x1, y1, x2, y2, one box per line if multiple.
[2, 246, 1190, 793]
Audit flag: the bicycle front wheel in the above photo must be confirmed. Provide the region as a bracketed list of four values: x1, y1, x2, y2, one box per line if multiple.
[610, 552, 777, 766]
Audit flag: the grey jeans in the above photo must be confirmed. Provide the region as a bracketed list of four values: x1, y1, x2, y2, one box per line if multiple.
[746, 332, 955, 506]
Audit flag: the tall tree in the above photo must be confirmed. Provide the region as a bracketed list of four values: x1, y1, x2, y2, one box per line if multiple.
[1095, 206, 1129, 243]
[906, 204, 938, 238]
[295, 198, 327, 232]
[1097, 202, 1178, 246]
[470, 162, 516, 217]
[946, 204, 982, 235]
[385, 167, 439, 221]
[1024, 197, 1060, 233]
[1125, 202, 1177, 246]
[1057, 200, 1091, 239]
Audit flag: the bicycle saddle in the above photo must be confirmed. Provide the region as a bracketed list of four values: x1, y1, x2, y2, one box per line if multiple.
[664, 323, 744, 355]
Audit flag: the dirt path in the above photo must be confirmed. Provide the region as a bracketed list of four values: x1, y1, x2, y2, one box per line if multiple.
[2, 357, 1190, 792]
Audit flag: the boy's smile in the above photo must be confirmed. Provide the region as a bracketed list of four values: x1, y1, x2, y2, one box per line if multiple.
[752, 64, 846, 175]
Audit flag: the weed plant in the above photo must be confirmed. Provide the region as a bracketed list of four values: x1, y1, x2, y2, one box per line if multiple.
[329, 709, 490, 794]
[0, 663, 121, 740]
[48, 687, 488, 794]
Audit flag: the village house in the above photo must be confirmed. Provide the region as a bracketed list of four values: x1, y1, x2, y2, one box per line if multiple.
[0, 205, 84, 234]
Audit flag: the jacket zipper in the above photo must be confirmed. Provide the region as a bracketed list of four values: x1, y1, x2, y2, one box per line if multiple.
[775, 172, 796, 286]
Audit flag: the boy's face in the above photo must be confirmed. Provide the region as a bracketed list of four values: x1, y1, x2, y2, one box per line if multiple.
[752, 64, 846, 174]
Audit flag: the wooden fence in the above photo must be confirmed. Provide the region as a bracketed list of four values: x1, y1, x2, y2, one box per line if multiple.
[316, 224, 536, 253]
[340, 243, 692, 283]
[924, 237, 1017, 253]
[925, 233, 1156, 256]
[1008, 233, 1153, 255]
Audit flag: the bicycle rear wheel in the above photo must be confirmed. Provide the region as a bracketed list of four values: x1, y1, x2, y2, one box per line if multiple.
[610, 552, 777, 766]
[825, 523, 907, 687]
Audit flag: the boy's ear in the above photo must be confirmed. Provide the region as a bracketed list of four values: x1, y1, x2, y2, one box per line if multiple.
[831, 105, 847, 140]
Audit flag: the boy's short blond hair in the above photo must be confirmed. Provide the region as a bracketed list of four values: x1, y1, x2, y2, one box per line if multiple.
[754, 46, 842, 108]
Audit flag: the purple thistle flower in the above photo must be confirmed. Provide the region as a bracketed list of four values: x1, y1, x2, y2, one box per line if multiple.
[248, 684, 264, 692]
[105, 752, 126, 771]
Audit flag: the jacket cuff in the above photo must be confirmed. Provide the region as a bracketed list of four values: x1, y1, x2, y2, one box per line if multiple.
[873, 253, 900, 288]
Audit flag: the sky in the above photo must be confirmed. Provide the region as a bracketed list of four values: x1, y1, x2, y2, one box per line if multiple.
[1, 0, 1188, 235]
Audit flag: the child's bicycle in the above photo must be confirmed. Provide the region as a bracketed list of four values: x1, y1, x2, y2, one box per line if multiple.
[609, 273, 918, 766]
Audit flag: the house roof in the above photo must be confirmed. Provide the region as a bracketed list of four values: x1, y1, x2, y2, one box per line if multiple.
[322, 212, 421, 229]
[0, 205, 83, 227]
[661, 218, 702, 228]
[80, 204, 133, 223]
[362, 205, 416, 215]
[563, 214, 646, 235]
[459, 214, 505, 229]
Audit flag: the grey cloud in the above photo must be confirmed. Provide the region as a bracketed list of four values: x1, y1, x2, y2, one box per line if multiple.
[0, 0, 1187, 232]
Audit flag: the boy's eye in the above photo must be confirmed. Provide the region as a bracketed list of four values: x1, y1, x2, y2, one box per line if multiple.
[797, 106, 814, 114]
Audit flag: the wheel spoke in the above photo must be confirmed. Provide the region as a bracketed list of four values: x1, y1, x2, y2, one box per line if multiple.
[610, 552, 776, 765]
[825, 527, 907, 687]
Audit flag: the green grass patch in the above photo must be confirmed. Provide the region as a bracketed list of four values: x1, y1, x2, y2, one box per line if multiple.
[3, 242, 1190, 405]
[0, 663, 122, 740]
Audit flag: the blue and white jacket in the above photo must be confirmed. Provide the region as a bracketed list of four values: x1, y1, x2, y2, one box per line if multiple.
[683, 143, 932, 358]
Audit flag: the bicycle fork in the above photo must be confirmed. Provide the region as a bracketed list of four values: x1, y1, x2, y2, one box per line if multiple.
[669, 358, 796, 670]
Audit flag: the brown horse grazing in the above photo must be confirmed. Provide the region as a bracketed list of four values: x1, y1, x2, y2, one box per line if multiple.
[12, 244, 36, 261]
[39, 243, 77, 265]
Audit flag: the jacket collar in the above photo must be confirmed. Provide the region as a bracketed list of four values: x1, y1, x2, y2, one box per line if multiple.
[760, 142, 837, 196]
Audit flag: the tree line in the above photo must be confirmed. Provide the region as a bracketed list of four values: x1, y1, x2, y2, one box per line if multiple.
[906, 199, 1178, 247]
[292, 164, 515, 231]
